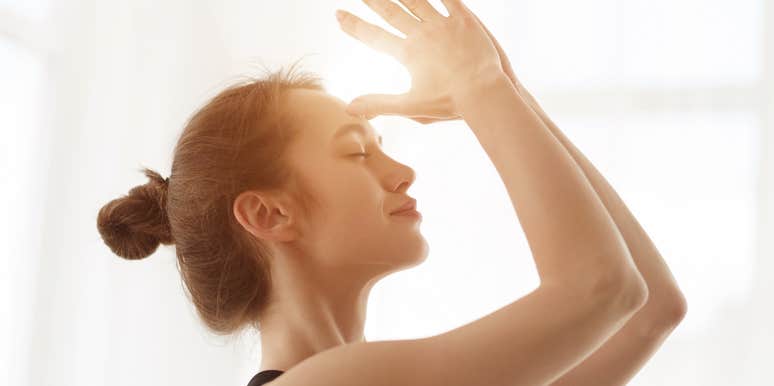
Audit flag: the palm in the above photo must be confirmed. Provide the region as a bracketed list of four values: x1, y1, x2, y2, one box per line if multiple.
[381, 12, 520, 126]
[336, 1, 521, 125]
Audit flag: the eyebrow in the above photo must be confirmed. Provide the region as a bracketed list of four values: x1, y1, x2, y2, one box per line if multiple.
[332, 123, 383, 146]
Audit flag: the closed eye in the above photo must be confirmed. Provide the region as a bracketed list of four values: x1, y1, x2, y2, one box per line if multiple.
[350, 152, 370, 158]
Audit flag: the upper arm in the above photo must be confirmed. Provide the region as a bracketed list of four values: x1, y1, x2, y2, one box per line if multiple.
[271, 278, 648, 386]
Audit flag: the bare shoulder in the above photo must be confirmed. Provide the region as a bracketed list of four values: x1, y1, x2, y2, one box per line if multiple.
[269, 337, 445, 386]
[271, 280, 646, 386]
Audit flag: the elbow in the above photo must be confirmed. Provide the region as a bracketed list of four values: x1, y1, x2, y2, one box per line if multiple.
[658, 288, 688, 326]
[673, 293, 688, 323]
[614, 274, 650, 314]
[589, 268, 650, 314]
[638, 289, 688, 339]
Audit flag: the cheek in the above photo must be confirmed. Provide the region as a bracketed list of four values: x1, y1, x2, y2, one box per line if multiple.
[311, 161, 384, 216]
[336, 187, 377, 215]
[328, 184, 384, 224]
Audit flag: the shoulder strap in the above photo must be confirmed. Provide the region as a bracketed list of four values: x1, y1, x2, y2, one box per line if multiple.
[247, 369, 285, 386]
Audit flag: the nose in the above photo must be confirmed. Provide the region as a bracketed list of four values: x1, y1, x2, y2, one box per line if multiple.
[390, 162, 416, 193]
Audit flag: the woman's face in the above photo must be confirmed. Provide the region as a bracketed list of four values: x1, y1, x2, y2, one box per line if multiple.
[281, 88, 428, 273]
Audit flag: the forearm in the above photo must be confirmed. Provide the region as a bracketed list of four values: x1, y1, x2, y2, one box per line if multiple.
[517, 87, 687, 322]
[453, 71, 644, 291]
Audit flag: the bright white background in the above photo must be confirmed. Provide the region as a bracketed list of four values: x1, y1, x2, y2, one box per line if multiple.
[1, 0, 772, 385]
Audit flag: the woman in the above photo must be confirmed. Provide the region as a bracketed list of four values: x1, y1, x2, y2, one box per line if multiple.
[97, 1, 687, 385]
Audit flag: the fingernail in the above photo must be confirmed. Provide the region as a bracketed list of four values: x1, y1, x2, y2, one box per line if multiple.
[335, 10, 345, 22]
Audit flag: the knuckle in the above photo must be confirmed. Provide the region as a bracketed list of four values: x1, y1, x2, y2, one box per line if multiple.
[383, 5, 399, 19]
[371, 32, 385, 45]
[359, 100, 371, 114]
[413, 28, 435, 42]
[460, 13, 477, 26]
[402, 0, 419, 9]
[358, 23, 374, 38]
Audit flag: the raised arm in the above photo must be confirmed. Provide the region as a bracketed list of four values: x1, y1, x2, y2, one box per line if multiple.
[452, 69, 644, 289]
[267, 2, 656, 385]
[340, 0, 646, 287]
[271, 68, 652, 385]
[467, 13, 688, 385]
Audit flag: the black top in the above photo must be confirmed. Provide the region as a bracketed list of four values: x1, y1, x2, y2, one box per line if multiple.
[247, 369, 285, 386]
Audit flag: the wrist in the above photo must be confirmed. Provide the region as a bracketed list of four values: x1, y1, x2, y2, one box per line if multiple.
[451, 68, 513, 113]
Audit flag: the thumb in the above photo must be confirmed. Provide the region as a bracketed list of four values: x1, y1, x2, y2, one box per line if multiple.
[346, 94, 410, 117]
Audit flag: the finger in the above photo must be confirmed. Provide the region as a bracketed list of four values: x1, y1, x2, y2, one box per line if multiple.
[398, 0, 445, 21]
[411, 117, 435, 124]
[363, 0, 422, 36]
[439, 0, 467, 17]
[337, 9, 406, 61]
[410, 115, 461, 124]
[347, 93, 412, 116]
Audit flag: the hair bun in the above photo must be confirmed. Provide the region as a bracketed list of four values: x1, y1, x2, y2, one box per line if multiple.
[97, 167, 173, 260]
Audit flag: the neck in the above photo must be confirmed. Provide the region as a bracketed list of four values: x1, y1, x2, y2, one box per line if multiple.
[258, 254, 382, 371]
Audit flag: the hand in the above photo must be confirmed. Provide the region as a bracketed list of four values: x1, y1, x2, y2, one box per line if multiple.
[395, 12, 527, 124]
[396, 11, 526, 124]
[335, 0, 503, 123]
[468, 11, 526, 102]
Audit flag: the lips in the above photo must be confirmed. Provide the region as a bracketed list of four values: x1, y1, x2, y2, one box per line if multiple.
[390, 197, 417, 215]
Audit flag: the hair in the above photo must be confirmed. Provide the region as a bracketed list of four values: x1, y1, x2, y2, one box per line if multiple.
[96, 60, 326, 336]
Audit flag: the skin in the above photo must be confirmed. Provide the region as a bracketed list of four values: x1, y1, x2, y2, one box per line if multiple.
[257, 0, 654, 380]
[339, 1, 688, 385]
[238, 0, 686, 383]
[478, 24, 689, 386]
[231, 88, 429, 372]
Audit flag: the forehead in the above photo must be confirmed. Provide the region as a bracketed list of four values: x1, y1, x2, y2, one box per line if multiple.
[283, 88, 381, 143]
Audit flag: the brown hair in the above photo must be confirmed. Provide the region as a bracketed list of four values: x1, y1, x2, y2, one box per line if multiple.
[97, 61, 325, 336]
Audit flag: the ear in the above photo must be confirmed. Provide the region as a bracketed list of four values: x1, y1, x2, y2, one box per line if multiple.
[232, 190, 299, 242]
